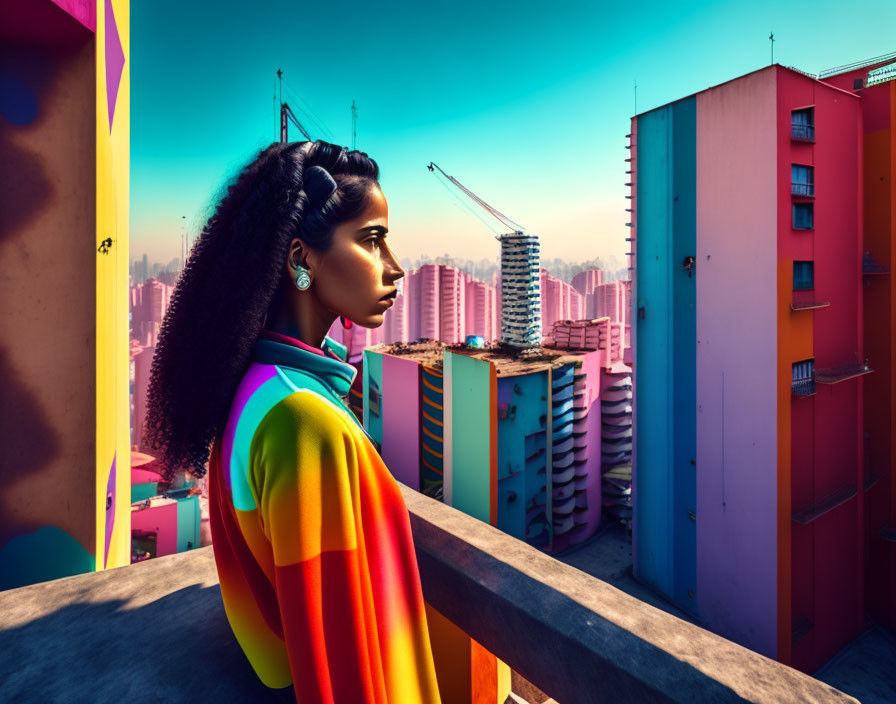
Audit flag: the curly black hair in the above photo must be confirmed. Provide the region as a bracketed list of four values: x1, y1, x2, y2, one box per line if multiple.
[143, 140, 380, 481]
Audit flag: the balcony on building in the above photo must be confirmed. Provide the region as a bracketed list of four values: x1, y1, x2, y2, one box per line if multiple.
[792, 359, 816, 397]
[791, 164, 815, 197]
[792, 482, 858, 525]
[791, 289, 829, 311]
[791, 377, 816, 397]
[815, 361, 874, 385]
[791, 107, 816, 142]
[790, 359, 815, 396]
[791, 261, 828, 310]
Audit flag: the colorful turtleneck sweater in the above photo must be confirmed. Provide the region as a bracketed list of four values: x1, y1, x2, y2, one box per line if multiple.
[208, 329, 442, 703]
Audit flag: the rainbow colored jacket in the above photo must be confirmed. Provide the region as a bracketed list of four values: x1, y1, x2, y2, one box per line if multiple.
[209, 329, 442, 703]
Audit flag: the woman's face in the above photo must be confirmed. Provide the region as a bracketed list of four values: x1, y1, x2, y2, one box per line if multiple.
[300, 186, 404, 328]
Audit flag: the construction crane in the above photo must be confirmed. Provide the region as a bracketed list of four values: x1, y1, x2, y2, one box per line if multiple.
[277, 69, 313, 143]
[426, 162, 527, 238]
[427, 161, 542, 350]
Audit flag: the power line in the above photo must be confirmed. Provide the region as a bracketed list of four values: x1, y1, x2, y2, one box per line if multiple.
[284, 104, 313, 141]
[282, 78, 335, 141]
[431, 170, 503, 235]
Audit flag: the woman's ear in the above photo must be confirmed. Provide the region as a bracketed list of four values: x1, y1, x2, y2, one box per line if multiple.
[288, 238, 308, 271]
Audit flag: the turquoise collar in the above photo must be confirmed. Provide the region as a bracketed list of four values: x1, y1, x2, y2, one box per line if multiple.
[253, 334, 357, 399]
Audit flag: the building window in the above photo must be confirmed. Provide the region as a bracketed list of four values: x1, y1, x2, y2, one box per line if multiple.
[791, 164, 814, 197]
[791, 108, 815, 141]
[793, 203, 814, 230]
[793, 260, 814, 290]
[792, 359, 814, 380]
[792, 359, 816, 396]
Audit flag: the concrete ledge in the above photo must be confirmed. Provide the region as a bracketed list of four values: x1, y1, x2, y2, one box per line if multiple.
[0, 547, 294, 702]
[400, 485, 857, 704]
[0, 484, 857, 703]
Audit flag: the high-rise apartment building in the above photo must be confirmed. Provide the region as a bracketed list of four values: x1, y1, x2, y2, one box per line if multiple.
[464, 273, 498, 341]
[539, 269, 584, 335]
[631, 61, 885, 673]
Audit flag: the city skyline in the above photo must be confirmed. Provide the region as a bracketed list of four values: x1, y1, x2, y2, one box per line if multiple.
[130, 1, 896, 264]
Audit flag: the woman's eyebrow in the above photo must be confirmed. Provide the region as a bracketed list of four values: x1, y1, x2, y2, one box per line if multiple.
[357, 225, 388, 235]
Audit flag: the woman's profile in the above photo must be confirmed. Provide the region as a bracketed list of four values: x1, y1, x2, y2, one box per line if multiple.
[143, 140, 442, 702]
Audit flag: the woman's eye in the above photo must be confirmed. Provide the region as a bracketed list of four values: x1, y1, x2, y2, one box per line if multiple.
[365, 237, 380, 248]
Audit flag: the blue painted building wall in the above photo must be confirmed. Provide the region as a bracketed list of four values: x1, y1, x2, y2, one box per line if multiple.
[363, 349, 384, 450]
[496, 371, 550, 547]
[634, 97, 698, 615]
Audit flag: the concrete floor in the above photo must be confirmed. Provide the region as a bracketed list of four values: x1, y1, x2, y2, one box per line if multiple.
[548, 518, 896, 704]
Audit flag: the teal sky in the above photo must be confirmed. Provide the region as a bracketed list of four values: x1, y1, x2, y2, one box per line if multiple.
[131, 0, 895, 267]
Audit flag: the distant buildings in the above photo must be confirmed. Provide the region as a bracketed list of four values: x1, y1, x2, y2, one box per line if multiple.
[539, 269, 583, 335]
[130, 278, 173, 348]
[330, 263, 506, 357]
[630, 56, 895, 673]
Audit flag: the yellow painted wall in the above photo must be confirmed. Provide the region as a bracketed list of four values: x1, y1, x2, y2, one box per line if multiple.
[95, 0, 130, 570]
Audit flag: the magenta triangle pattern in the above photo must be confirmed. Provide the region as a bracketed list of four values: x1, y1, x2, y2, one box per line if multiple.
[105, 0, 125, 132]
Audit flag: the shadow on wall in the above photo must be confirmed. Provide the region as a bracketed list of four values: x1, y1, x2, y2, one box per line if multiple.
[0, 583, 295, 702]
[0, 345, 69, 589]
[0, 31, 77, 241]
[0, 5, 98, 589]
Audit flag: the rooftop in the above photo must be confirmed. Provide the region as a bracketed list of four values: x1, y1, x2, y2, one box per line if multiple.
[374, 339, 593, 377]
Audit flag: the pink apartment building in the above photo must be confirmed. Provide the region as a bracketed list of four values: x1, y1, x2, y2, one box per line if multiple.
[130, 278, 173, 347]
[540, 269, 585, 336]
[464, 273, 498, 340]
[593, 281, 628, 328]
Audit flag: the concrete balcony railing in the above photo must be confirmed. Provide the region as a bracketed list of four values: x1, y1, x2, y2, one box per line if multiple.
[0, 485, 858, 703]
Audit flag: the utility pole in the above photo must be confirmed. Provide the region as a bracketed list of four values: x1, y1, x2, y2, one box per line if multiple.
[277, 69, 288, 143]
[180, 215, 186, 273]
[276, 68, 283, 107]
[351, 99, 357, 150]
[769, 32, 775, 65]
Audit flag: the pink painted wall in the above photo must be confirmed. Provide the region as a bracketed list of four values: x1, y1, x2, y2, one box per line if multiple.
[574, 350, 604, 545]
[381, 354, 422, 491]
[439, 266, 465, 343]
[131, 501, 178, 558]
[382, 291, 409, 344]
[696, 66, 780, 658]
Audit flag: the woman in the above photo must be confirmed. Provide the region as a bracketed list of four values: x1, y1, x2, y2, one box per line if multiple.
[144, 140, 442, 703]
